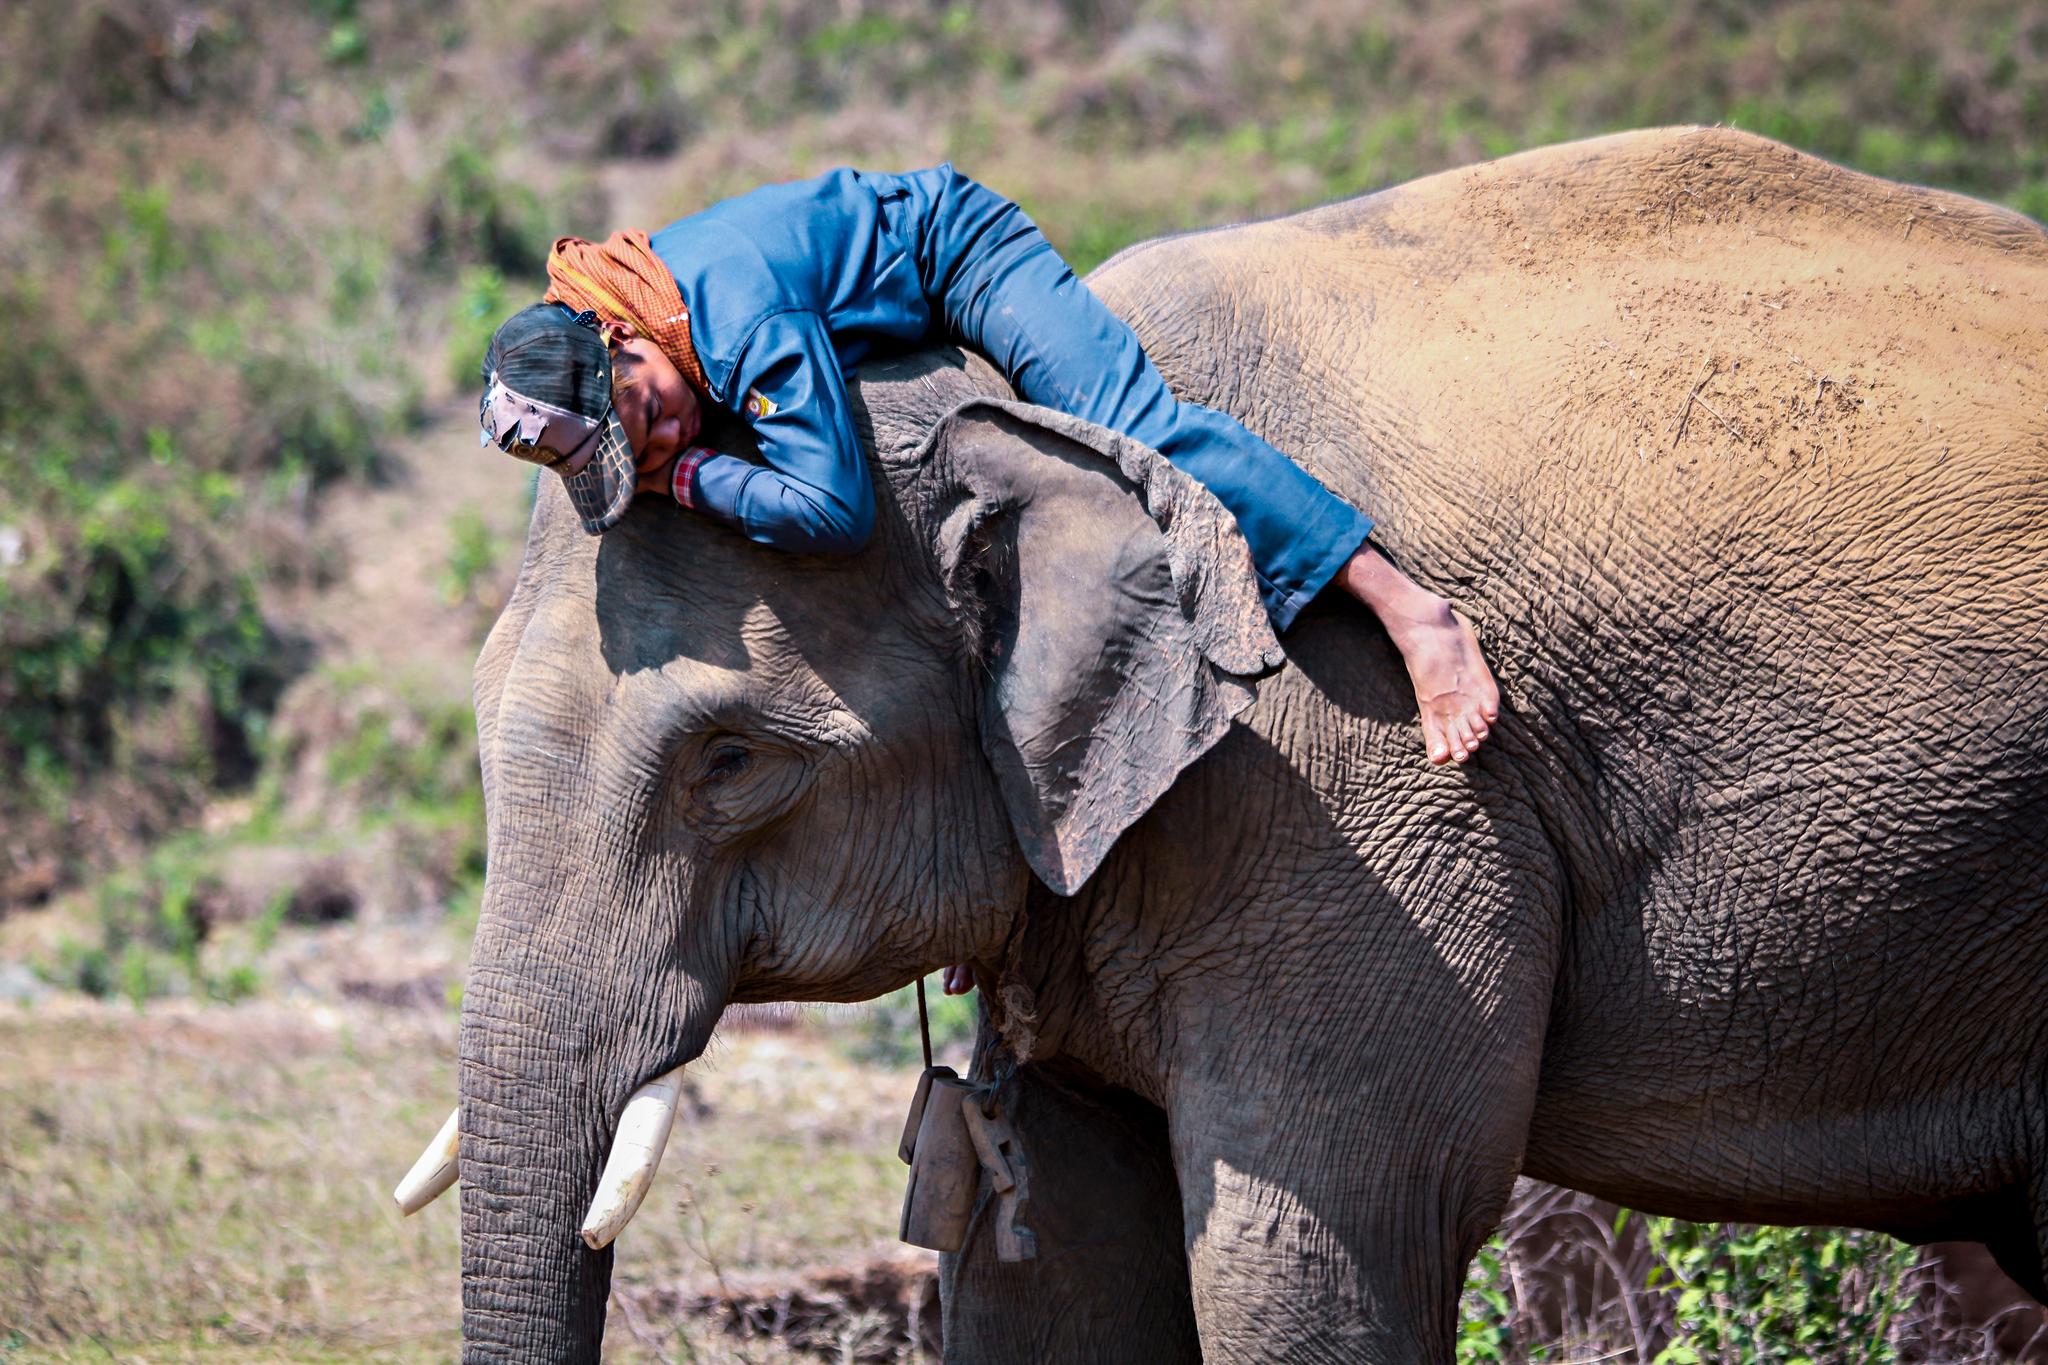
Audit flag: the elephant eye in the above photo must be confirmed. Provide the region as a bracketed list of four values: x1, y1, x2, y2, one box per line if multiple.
[702, 743, 751, 784]
[674, 733, 807, 838]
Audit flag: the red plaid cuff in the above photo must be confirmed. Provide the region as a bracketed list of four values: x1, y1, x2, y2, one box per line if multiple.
[671, 446, 711, 509]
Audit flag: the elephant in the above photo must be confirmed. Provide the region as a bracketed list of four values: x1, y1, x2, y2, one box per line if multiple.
[415, 126, 2048, 1361]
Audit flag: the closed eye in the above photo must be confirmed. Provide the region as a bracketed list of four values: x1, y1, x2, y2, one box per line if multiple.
[702, 743, 750, 783]
[665, 722, 811, 839]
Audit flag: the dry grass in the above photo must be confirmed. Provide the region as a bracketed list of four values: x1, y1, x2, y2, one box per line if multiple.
[4, 993, 2038, 1363]
[0, 1006, 929, 1363]
[0, 1003, 460, 1361]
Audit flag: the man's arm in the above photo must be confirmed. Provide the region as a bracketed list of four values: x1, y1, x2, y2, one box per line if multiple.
[676, 309, 875, 556]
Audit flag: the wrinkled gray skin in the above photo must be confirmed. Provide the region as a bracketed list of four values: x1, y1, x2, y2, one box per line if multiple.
[458, 128, 2048, 1362]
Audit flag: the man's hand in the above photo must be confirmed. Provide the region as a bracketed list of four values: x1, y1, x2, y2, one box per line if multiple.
[635, 452, 679, 497]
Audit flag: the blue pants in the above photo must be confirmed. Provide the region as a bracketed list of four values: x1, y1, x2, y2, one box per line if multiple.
[882, 165, 1374, 632]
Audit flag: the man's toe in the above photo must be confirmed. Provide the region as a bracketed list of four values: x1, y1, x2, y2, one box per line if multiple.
[1423, 715, 1450, 764]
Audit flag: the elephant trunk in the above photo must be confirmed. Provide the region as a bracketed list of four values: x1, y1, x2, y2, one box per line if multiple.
[457, 980, 617, 1364]
[450, 697, 738, 1357]
[453, 878, 727, 1362]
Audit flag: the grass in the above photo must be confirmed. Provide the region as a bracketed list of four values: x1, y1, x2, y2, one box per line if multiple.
[0, 1008, 926, 1363]
[0, 998, 2004, 1364]
[0, 1005, 462, 1361]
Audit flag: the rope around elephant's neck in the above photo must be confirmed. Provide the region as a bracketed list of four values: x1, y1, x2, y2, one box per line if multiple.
[916, 975, 934, 1071]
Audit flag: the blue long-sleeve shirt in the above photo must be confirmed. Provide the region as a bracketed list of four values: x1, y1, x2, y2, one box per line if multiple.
[649, 165, 1374, 628]
[650, 169, 930, 555]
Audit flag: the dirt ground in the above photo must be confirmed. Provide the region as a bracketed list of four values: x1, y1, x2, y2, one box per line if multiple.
[266, 403, 535, 706]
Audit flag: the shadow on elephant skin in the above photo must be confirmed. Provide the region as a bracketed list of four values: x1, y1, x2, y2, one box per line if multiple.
[946, 597, 1561, 1359]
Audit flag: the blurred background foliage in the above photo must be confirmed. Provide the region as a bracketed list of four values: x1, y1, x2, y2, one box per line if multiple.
[1, 0, 2045, 1358]
[3, 0, 2045, 920]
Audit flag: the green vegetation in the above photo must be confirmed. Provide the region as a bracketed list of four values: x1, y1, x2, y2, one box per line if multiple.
[852, 972, 981, 1069]
[7, 0, 2044, 906]
[42, 849, 274, 1007]
[444, 267, 511, 389]
[440, 506, 501, 608]
[1458, 1206, 1933, 1364]
[0, 155, 390, 881]
[29, 666, 486, 1006]
[1638, 1218, 1916, 1362]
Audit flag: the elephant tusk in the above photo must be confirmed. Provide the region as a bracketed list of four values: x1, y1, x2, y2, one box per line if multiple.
[579, 1065, 688, 1250]
[393, 1107, 461, 1215]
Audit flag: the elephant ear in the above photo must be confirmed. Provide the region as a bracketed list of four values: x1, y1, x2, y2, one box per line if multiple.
[926, 399, 1285, 896]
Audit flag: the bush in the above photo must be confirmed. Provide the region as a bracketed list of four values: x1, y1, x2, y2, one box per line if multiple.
[421, 143, 549, 277]
[0, 453, 285, 808]
[239, 352, 385, 486]
[42, 846, 255, 1005]
[440, 506, 506, 607]
[33, 662, 488, 1003]
[1457, 1184, 1960, 1364]
[444, 266, 510, 389]
[1643, 1218, 1917, 1362]
[0, 161, 385, 895]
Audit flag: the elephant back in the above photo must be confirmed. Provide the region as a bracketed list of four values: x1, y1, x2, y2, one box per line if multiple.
[1088, 126, 2048, 709]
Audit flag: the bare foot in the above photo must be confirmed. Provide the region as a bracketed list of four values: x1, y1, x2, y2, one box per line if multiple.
[1336, 547, 1502, 765]
[941, 964, 975, 995]
[1383, 598, 1500, 765]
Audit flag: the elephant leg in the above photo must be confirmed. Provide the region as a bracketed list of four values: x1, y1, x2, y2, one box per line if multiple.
[940, 1051, 1200, 1365]
[1955, 1169, 2048, 1306]
[2008, 1170, 2048, 1303]
[1165, 936, 1554, 1361]
[1169, 1132, 1494, 1360]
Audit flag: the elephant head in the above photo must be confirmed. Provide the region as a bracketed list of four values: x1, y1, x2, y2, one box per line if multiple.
[414, 351, 1282, 1360]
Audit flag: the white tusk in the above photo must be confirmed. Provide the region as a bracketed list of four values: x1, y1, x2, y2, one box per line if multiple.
[393, 1107, 461, 1215]
[579, 1065, 687, 1250]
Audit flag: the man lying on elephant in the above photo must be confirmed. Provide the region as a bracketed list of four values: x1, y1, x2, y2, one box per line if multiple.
[476, 166, 1498, 770]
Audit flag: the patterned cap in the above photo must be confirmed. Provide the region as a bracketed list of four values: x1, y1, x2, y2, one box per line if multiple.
[478, 303, 637, 534]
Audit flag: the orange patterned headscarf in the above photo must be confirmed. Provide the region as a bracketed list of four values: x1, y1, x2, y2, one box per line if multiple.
[543, 230, 709, 394]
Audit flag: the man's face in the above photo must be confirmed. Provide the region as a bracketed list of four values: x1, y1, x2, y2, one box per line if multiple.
[610, 331, 702, 476]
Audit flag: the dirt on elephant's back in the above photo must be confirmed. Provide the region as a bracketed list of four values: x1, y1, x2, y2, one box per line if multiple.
[1191, 127, 2048, 582]
[1462, 130, 2032, 459]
